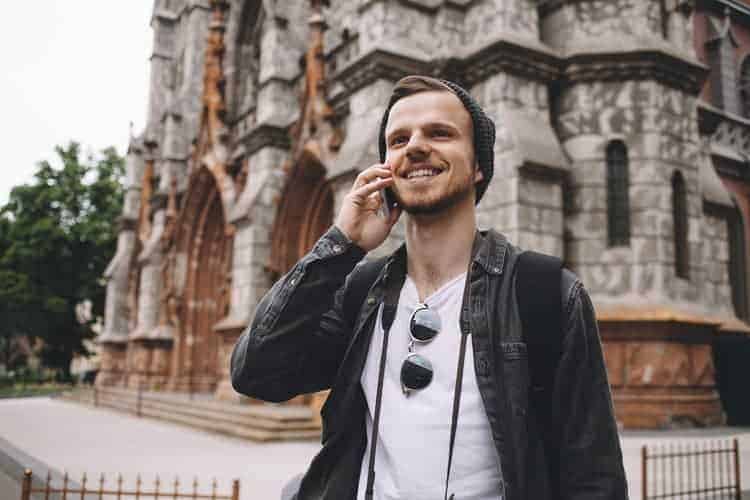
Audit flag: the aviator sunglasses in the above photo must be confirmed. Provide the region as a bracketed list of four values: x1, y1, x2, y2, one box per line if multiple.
[400, 303, 442, 395]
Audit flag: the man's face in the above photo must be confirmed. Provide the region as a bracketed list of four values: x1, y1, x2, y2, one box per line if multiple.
[384, 90, 482, 215]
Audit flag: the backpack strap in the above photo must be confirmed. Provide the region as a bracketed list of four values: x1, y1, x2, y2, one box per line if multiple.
[342, 259, 387, 327]
[515, 250, 563, 496]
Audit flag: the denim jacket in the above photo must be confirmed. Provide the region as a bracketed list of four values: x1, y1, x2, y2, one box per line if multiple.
[231, 226, 628, 500]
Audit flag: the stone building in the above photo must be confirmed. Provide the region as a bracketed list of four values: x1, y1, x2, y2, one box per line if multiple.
[98, 0, 750, 429]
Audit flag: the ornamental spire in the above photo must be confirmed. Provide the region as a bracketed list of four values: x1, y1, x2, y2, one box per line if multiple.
[290, 0, 341, 161]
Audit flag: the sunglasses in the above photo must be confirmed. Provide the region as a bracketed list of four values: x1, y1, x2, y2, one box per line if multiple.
[400, 303, 442, 395]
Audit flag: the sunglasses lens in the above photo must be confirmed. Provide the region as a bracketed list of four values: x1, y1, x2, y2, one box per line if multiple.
[401, 353, 433, 391]
[410, 307, 441, 342]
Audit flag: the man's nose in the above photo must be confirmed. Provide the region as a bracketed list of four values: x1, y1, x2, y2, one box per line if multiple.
[405, 133, 430, 160]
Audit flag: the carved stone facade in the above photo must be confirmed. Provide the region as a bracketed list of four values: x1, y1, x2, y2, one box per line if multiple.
[100, 0, 750, 428]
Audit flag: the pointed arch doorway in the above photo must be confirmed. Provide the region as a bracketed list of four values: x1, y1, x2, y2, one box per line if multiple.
[270, 160, 334, 277]
[171, 169, 233, 393]
[269, 159, 335, 406]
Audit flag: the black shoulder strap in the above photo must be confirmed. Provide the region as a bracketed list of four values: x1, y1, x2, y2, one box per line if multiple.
[343, 259, 387, 327]
[516, 250, 563, 496]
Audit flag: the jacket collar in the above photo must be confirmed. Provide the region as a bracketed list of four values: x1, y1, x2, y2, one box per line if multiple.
[473, 229, 507, 276]
[380, 228, 508, 283]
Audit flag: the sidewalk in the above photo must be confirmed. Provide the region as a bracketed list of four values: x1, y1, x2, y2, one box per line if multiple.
[0, 397, 319, 500]
[0, 397, 748, 500]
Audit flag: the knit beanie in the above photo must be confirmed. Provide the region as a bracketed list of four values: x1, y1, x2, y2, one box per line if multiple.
[377, 77, 495, 204]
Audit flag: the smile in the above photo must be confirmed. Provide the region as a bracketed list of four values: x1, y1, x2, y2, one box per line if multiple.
[405, 168, 442, 179]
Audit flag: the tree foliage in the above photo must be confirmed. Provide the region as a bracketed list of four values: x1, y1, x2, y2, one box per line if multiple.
[0, 142, 124, 378]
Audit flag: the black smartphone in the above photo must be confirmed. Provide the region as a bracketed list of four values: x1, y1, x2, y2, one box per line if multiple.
[380, 187, 397, 218]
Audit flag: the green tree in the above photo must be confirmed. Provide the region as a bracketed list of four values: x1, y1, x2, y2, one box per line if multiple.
[0, 142, 124, 379]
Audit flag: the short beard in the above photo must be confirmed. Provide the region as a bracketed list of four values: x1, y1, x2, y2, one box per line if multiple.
[394, 177, 475, 215]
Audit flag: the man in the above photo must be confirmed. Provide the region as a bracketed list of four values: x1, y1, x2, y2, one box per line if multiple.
[231, 76, 628, 499]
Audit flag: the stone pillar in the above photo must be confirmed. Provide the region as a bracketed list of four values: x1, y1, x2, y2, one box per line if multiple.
[148, 340, 172, 390]
[96, 342, 128, 387]
[98, 142, 144, 387]
[127, 340, 152, 389]
[128, 210, 166, 389]
[471, 73, 568, 256]
[214, 326, 245, 401]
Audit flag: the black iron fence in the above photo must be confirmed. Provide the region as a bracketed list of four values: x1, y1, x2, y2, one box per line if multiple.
[20, 469, 239, 500]
[642, 439, 742, 499]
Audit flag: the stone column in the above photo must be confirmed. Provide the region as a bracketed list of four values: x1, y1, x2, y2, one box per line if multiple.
[128, 210, 166, 389]
[217, 146, 287, 401]
[98, 142, 144, 387]
[471, 73, 568, 257]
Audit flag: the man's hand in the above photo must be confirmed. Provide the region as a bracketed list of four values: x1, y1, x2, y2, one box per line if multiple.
[335, 164, 402, 252]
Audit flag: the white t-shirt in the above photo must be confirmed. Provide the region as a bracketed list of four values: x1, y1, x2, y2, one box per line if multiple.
[356, 273, 503, 500]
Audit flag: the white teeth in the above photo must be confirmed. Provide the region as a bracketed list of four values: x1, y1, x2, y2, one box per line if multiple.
[406, 168, 440, 179]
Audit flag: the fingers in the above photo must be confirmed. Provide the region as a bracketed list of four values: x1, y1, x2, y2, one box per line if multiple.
[351, 163, 394, 200]
[353, 164, 392, 190]
[352, 176, 393, 200]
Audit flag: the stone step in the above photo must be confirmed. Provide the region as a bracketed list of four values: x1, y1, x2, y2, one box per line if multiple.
[58, 389, 321, 442]
[139, 404, 320, 442]
[83, 387, 314, 422]
[138, 398, 320, 432]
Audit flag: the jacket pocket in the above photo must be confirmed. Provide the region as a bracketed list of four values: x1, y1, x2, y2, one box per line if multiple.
[500, 342, 530, 417]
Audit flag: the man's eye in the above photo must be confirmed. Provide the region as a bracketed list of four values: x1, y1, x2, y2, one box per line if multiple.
[390, 136, 408, 146]
[432, 129, 450, 137]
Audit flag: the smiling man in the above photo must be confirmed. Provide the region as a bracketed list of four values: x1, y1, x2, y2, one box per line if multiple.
[231, 76, 628, 500]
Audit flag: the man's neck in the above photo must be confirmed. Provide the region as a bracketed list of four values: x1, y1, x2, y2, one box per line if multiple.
[404, 202, 477, 302]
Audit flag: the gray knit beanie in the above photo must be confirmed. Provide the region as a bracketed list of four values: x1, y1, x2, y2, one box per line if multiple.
[377, 77, 495, 204]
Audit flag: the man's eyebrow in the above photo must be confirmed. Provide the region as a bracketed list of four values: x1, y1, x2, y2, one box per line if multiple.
[385, 126, 409, 141]
[426, 121, 460, 131]
[386, 121, 460, 139]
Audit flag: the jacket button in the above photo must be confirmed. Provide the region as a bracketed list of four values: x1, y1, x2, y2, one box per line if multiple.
[367, 297, 376, 305]
[477, 357, 489, 375]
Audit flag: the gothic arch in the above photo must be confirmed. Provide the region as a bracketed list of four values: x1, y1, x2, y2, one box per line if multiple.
[167, 166, 234, 391]
[225, 0, 264, 118]
[269, 156, 334, 278]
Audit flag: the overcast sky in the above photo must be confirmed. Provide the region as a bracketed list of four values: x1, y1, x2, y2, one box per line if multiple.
[0, 2, 154, 205]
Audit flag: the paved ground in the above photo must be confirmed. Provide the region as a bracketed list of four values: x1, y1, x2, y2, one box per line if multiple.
[0, 397, 748, 500]
[0, 397, 319, 500]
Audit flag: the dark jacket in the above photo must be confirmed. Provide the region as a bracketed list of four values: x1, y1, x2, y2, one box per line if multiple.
[231, 227, 628, 500]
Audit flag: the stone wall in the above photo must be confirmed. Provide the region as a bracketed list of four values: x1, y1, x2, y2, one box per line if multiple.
[557, 78, 706, 303]
[702, 213, 734, 314]
[541, 0, 664, 52]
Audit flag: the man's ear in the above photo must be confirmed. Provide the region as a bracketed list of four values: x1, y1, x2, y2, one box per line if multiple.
[474, 163, 484, 183]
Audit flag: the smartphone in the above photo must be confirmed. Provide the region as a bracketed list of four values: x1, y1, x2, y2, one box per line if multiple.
[380, 187, 397, 218]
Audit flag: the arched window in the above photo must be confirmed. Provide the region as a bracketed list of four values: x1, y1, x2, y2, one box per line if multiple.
[739, 55, 750, 118]
[672, 171, 689, 279]
[232, 2, 263, 120]
[606, 141, 630, 247]
[728, 206, 748, 319]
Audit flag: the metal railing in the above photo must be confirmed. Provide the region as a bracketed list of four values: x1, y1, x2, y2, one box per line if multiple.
[20, 469, 239, 500]
[92, 385, 145, 417]
[642, 439, 742, 499]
